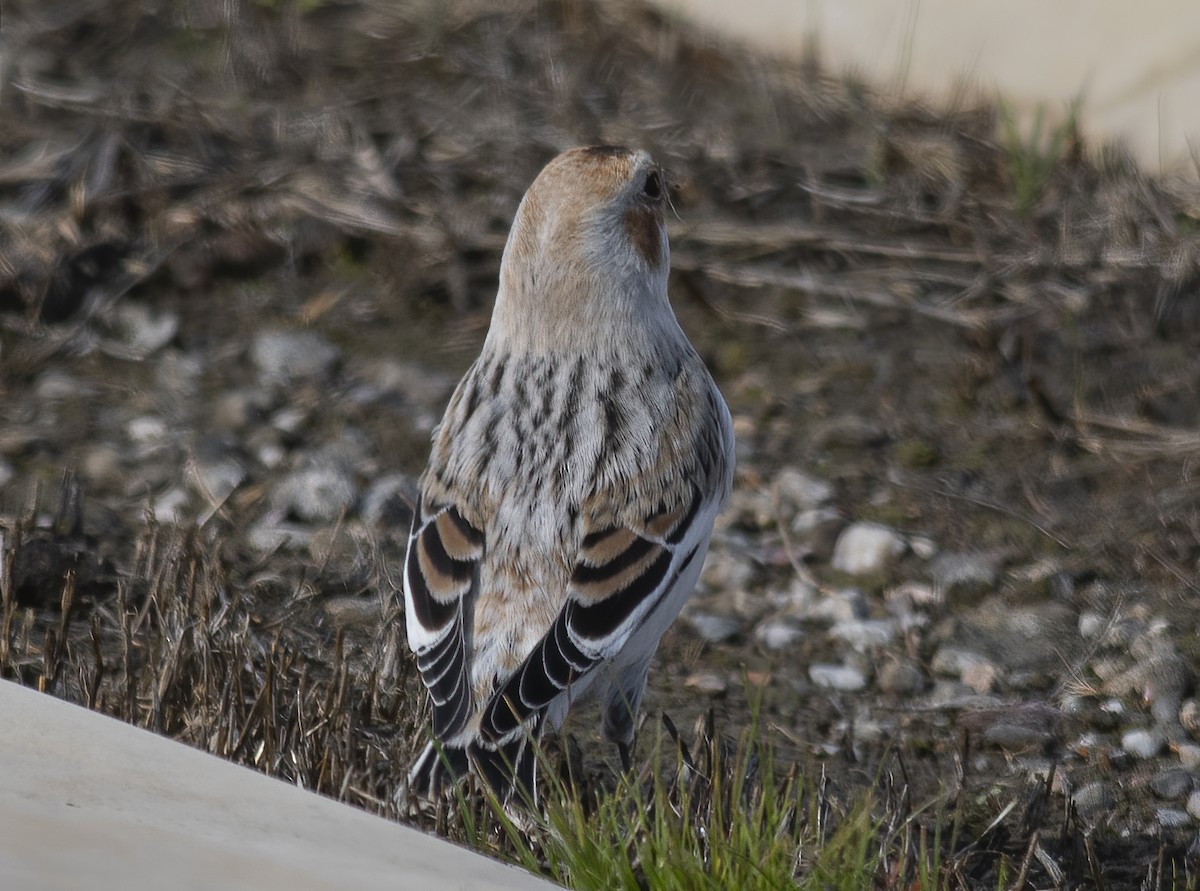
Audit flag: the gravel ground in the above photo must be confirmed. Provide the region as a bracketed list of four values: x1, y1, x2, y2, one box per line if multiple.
[2, 0, 1200, 885]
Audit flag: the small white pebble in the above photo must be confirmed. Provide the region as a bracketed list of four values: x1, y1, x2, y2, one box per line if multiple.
[830, 522, 906, 575]
[1187, 790, 1200, 820]
[755, 620, 803, 651]
[1178, 743, 1200, 769]
[1078, 610, 1107, 639]
[127, 415, 168, 444]
[810, 664, 867, 691]
[1122, 728, 1165, 759]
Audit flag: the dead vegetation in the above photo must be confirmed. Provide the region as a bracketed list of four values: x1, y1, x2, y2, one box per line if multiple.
[2, 0, 1200, 886]
[1, 486, 1191, 887]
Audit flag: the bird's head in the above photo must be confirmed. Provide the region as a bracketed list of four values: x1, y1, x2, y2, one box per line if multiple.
[491, 146, 674, 353]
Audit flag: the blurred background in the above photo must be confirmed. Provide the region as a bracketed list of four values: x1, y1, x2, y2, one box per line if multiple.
[668, 0, 1200, 173]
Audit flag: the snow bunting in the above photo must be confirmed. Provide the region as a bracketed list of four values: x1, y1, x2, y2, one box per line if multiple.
[403, 145, 734, 801]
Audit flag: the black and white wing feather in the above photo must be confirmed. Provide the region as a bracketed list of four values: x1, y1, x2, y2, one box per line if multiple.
[478, 483, 716, 744]
[403, 496, 484, 742]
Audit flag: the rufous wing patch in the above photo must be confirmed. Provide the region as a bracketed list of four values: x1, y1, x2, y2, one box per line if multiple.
[417, 518, 475, 602]
[571, 534, 667, 607]
[435, 507, 484, 562]
[645, 503, 687, 540]
[579, 526, 638, 567]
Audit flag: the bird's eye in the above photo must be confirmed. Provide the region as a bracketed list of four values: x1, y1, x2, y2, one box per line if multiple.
[642, 171, 662, 200]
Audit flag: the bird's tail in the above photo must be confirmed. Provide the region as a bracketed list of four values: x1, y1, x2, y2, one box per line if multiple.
[405, 738, 470, 800]
[405, 717, 543, 806]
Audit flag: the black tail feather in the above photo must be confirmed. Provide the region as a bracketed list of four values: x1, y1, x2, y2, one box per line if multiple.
[406, 715, 543, 805]
[406, 738, 470, 799]
[470, 717, 541, 806]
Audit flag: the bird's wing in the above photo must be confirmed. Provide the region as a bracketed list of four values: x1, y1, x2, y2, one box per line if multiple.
[478, 481, 718, 744]
[403, 495, 484, 740]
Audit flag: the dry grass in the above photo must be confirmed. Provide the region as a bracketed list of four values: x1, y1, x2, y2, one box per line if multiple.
[2, 481, 1194, 887]
[1, 475, 418, 814]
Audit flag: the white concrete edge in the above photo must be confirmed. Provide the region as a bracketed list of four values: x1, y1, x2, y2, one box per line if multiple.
[0, 680, 557, 891]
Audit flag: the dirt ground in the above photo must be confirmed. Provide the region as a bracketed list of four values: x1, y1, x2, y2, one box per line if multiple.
[2, 1, 1199, 887]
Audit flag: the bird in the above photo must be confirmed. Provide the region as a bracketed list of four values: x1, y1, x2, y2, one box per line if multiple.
[402, 145, 734, 803]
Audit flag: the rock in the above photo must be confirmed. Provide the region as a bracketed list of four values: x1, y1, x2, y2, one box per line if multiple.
[877, 656, 925, 695]
[802, 587, 868, 623]
[272, 464, 356, 523]
[1122, 728, 1165, 759]
[684, 672, 728, 696]
[930, 653, 997, 694]
[1078, 610, 1108, 639]
[361, 474, 417, 529]
[700, 548, 755, 594]
[247, 518, 313, 552]
[941, 601, 1077, 681]
[726, 487, 776, 530]
[254, 440, 287, 470]
[35, 370, 89, 401]
[1157, 808, 1190, 828]
[1072, 782, 1116, 820]
[82, 446, 123, 487]
[774, 468, 834, 511]
[359, 359, 456, 409]
[1150, 769, 1194, 800]
[152, 487, 190, 524]
[0, 461, 12, 489]
[190, 455, 245, 505]
[930, 551, 1000, 600]
[886, 582, 941, 611]
[908, 536, 938, 559]
[1105, 643, 1190, 727]
[755, 619, 803, 651]
[789, 508, 844, 560]
[251, 330, 341, 386]
[765, 577, 815, 610]
[829, 618, 895, 651]
[1178, 744, 1200, 769]
[316, 430, 372, 473]
[1183, 700, 1200, 738]
[127, 416, 168, 446]
[1187, 790, 1200, 820]
[685, 611, 742, 644]
[830, 522, 905, 575]
[270, 407, 309, 437]
[931, 646, 993, 678]
[107, 303, 179, 357]
[212, 390, 264, 431]
[810, 663, 868, 692]
[961, 660, 1000, 694]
